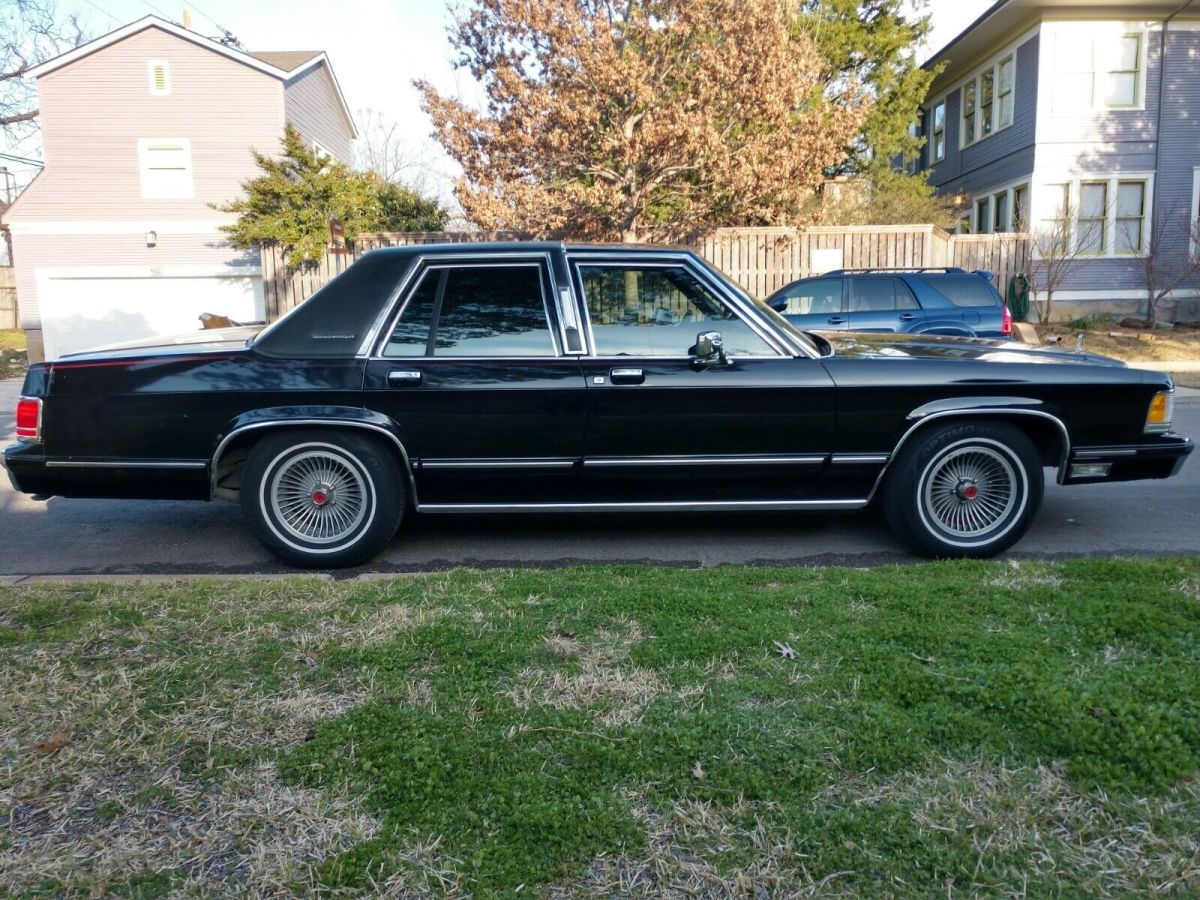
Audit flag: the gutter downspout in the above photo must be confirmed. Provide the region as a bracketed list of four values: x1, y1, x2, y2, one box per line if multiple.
[1152, 0, 1194, 215]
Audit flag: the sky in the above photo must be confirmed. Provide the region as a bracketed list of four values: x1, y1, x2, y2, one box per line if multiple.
[1, 0, 997, 206]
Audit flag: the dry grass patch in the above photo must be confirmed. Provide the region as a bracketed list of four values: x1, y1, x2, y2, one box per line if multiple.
[988, 560, 1065, 590]
[820, 758, 1200, 895]
[548, 793, 827, 898]
[504, 620, 702, 727]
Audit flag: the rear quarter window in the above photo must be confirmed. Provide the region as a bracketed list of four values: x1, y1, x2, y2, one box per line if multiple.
[922, 274, 1002, 308]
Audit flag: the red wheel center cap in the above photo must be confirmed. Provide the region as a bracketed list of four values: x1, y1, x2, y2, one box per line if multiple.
[958, 482, 979, 501]
[311, 489, 329, 506]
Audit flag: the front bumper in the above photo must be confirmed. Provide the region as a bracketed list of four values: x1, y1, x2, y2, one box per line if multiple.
[1060, 433, 1194, 485]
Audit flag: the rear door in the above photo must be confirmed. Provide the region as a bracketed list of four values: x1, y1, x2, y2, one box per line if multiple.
[844, 277, 924, 333]
[767, 277, 847, 331]
[363, 254, 587, 505]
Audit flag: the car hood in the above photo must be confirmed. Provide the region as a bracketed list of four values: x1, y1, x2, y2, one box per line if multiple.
[55, 326, 265, 362]
[822, 331, 1127, 367]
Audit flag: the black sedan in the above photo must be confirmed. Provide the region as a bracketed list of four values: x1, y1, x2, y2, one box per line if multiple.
[4, 242, 1193, 567]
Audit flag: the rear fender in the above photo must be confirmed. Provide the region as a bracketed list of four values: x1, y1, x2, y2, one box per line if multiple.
[210, 406, 415, 500]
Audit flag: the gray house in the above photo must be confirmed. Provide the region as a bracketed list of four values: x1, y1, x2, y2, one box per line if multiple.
[916, 0, 1200, 319]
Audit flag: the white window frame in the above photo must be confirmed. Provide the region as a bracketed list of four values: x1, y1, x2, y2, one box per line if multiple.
[931, 99, 946, 163]
[972, 179, 1030, 234]
[960, 47, 1018, 148]
[1191, 166, 1200, 259]
[1034, 173, 1155, 258]
[1050, 24, 1149, 112]
[137, 138, 194, 200]
[147, 59, 170, 96]
[312, 141, 333, 162]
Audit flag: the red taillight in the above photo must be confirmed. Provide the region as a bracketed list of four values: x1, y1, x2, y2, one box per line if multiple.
[1002, 305, 1013, 336]
[16, 397, 42, 441]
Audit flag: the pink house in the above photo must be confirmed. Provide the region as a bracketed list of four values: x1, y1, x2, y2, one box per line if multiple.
[1, 16, 356, 361]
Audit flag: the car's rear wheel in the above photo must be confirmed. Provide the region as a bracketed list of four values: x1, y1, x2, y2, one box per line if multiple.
[883, 421, 1043, 558]
[241, 430, 404, 568]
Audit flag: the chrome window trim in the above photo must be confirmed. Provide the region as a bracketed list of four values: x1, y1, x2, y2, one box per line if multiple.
[209, 419, 418, 504]
[566, 254, 803, 360]
[582, 454, 827, 468]
[354, 260, 424, 357]
[370, 252, 564, 360]
[45, 459, 207, 469]
[1074, 448, 1137, 459]
[863, 408, 1071, 502]
[417, 498, 867, 514]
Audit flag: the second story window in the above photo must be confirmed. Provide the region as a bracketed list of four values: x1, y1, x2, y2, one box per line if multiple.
[931, 101, 946, 162]
[137, 139, 193, 199]
[961, 52, 1015, 147]
[147, 60, 170, 96]
[1053, 29, 1145, 110]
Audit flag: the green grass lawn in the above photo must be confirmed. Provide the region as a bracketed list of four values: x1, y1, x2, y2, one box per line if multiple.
[2, 560, 1198, 896]
[0, 329, 25, 352]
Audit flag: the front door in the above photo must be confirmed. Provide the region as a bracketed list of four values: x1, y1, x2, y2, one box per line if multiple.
[363, 257, 586, 505]
[571, 257, 838, 505]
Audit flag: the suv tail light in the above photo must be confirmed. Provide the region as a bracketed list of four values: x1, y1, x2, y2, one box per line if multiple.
[1001, 304, 1013, 336]
[16, 397, 42, 442]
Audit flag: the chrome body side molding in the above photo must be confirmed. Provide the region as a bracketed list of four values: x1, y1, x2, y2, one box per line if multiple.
[417, 498, 868, 514]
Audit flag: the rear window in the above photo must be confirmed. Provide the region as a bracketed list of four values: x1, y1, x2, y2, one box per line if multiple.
[923, 274, 1001, 308]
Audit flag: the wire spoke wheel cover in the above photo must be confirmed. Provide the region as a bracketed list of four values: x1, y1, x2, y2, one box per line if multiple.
[264, 445, 375, 550]
[917, 438, 1027, 547]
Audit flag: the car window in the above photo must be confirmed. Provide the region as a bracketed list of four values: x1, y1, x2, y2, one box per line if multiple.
[924, 274, 1000, 307]
[849, 278, 904, 312]
[383, 265, 556, 357]
[895, 279, 920, 310]
[772, 278, 843, 316]
[577, 264, 778, 357]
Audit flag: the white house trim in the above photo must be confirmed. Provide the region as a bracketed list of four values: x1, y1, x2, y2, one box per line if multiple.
[1029, 170, 1156, 258]
[7, 219, 237, 235]
[1051, 288, 1200, 301]
[36, 263, 262, 281]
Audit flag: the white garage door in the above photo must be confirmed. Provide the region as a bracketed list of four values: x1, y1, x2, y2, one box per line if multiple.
[38, 266, 265, 359]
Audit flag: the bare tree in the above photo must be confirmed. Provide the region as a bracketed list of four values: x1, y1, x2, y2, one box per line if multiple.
[354, 108, 437, 194]
[1028, 213, 1088, 326]
[1137, 205, 1200, 327]
[1, 0, 87, 144]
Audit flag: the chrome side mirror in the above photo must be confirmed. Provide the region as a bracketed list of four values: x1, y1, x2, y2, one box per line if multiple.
[692, 330, 726, 366]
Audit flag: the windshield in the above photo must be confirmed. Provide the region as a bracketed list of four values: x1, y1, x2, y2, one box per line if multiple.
[700, 261, 826, 357]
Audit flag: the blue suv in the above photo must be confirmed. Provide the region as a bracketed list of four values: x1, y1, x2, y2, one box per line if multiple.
[765, 267, 1012, 338]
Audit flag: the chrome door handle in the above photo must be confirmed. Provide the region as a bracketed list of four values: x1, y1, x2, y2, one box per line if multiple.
[827, 316, 846, 325]
[387, 369, 423, 385]
[609, 367, 645, 385]
[899, 313, 917, 321]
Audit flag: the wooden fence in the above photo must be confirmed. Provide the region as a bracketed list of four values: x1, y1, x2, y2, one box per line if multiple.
[260, 227, 1031, 319]
[0, 267, 17, 330]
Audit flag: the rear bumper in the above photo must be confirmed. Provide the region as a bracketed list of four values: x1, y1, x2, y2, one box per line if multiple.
[4, 442, 211, 500]
[1060, 434, 1194, 485]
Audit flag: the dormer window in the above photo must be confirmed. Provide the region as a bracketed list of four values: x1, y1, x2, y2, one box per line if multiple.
[148, 60, 171, 96]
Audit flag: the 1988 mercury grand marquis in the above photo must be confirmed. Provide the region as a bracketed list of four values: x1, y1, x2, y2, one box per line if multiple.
[4, 243, 1193, 567]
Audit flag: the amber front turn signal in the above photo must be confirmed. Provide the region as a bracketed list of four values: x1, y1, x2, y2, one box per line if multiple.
[1144, 390, 1174, 434]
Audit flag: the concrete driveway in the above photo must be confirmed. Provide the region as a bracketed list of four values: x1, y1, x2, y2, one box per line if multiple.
[1, 375, 1198, 576]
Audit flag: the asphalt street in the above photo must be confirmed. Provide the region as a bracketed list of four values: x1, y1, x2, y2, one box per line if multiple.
[1, 375, 1197, 576]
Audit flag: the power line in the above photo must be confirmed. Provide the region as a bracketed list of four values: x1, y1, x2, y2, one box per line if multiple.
[78, 0, 121, 27]
[0, 152, 44, 168]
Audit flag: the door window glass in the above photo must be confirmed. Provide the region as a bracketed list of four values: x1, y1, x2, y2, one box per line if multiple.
[895, 280, 920, 310]
[849, 278, 901, 312]
[383, 265, 556, 357]
[770, 278, 842, 316]
[577, 264, 777, 357]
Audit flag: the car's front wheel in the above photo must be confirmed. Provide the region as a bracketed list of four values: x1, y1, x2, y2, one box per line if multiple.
[883, 421, 1043, 558]
[241, 430, 405, 568]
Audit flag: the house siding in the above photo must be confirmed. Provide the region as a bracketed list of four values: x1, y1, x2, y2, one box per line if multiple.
[928, 32, 1039, 198]
[284, 64, 353, 164]
[12, 27, 284, 224]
